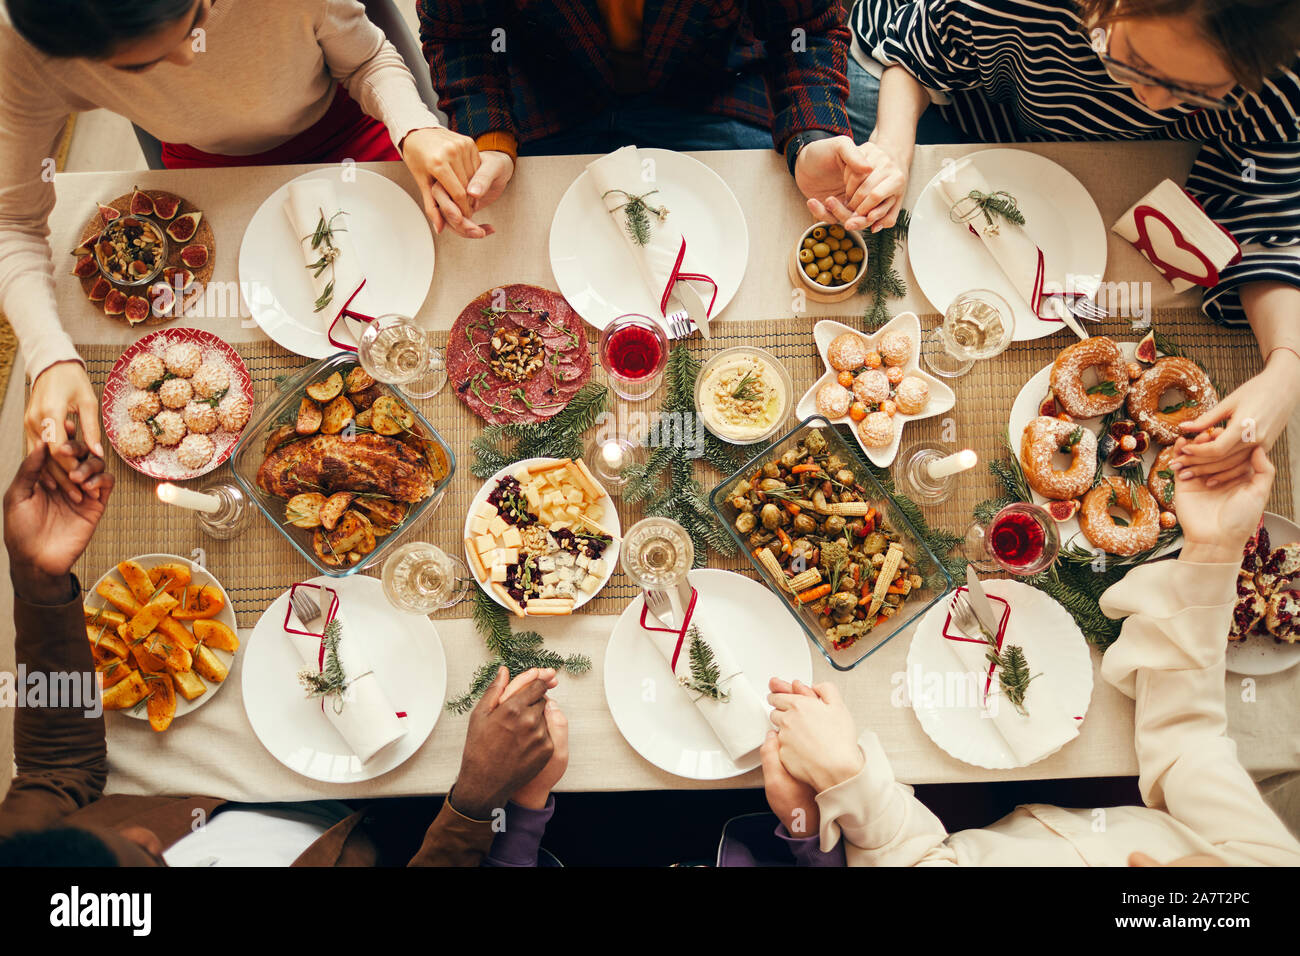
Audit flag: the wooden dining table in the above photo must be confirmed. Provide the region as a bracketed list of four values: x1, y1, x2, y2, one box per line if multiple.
[2, 140, 1298, 804]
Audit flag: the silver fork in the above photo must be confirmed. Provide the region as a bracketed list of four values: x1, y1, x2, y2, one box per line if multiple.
[665, 310, 697, 341]
[643, 588, 676, 628]
[949, 591, 994, 644]
[290, 588, 323, 629]
[1070, 296, 1109, 322]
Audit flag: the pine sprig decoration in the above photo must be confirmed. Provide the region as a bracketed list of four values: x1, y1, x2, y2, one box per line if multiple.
[470, 383, 610, 478]
[950, 190, 1026, 231]
[859, 208, 911, 329]
[601, 189, 669, 246]
[297, 619, 362, 714]
[679, 626, 730, 702]
[620, 346, 750, 565]
[446, 588, 592, 714]
[990, 642, 1035, 716]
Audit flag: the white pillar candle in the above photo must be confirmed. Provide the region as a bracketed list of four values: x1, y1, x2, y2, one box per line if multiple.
[600, 440, 626, 471]
[157, 482, 222, 514]
[925, 449, 977, 481]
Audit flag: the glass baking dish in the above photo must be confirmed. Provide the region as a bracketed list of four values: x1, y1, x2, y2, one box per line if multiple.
[709, 415, 954, 670]
[228, 352, 455, 578]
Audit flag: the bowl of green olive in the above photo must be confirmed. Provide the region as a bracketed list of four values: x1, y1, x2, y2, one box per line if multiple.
[794, 222, 867, 292]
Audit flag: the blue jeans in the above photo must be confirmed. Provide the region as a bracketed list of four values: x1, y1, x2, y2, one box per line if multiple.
[520, 94, 773, 156]
[846, 57, 964, 145]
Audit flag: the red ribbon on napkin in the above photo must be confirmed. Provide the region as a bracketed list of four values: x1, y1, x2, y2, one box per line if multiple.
[638, 586, 700, 672]
[325, 279, 382, 353]
[657, 238, 719, 320]
[941, 585, 1011, 700]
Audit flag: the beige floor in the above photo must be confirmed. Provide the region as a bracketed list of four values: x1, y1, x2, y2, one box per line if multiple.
[12, 0, 1299, 844]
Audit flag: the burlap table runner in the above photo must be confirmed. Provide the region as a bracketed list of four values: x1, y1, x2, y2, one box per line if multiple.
[74, 307, 1292, 627]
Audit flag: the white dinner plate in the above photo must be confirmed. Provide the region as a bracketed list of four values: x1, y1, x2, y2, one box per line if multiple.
[604, 568, 813, 780]
[909, 148, 1107, 341]
[465, 457, 621, 616]
[1228, 512, 1300, 676]
[242, 575, 445, 783]
[87, 553, 237, 722]
[1007, 338, 1182, 561]
[238, 168, 435, 358]
[907, 579, 1093, 769]
[793, 312, 956, 468]
[548, 148, 748, 332]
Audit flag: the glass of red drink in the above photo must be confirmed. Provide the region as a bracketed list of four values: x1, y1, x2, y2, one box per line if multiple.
[600, 314, 669, 401]
[963, 502, 1059, 575]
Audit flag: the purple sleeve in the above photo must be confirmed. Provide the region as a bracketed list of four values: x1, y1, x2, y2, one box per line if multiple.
[776, 823, 846, 867]
[483, 797, 555, 867]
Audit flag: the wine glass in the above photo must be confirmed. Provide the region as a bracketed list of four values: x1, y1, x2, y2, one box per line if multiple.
[923, 289, 1016, 378]
[599, 314, 668, 401]
[963, 502, 1059, 576]
[358, 314, 446, 399]
[622, 516, 694, 624]
[380, 542, 471, 614]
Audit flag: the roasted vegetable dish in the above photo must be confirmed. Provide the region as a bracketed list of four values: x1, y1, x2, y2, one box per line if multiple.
[720, 429, 922, 650]
[255, 364, 449, 569]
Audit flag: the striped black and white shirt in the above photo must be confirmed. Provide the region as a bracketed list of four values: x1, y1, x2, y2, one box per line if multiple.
[851, 0, 1300, 326]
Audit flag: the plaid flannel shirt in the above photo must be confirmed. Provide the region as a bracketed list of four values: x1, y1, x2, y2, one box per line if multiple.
[417, 0, 851, 154]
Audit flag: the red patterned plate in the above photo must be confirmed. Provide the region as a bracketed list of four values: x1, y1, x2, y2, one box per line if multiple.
[102, 327, 254, 480]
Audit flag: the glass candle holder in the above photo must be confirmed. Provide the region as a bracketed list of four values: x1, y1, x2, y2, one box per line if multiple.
[584, 435, 645, 496]
[194, 480, 251, 540]
[599, 314, 668, 401]
[897, 443, 978, 505]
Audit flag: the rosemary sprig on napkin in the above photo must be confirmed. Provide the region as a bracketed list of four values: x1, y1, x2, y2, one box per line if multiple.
[601, 188, 669, 246]
[679, 626, 730, 702]
[303, 208, 348, 313]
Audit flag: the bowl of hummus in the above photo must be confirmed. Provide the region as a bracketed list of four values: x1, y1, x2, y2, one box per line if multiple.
[694, 347, 793, 445]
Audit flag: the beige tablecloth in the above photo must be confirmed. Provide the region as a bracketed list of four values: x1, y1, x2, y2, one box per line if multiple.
[2, 143, 1299, 802]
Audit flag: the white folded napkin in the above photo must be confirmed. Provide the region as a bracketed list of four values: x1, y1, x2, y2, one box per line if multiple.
[642, 609, 770, 761]
[936, 599, 1078, 766]
[283, 179, 375, 346]
[937, 158, 1066, 319]
[587, 145, 690, 318]
[285, 598, 406, 764]
[1112, 178, 1242, 292]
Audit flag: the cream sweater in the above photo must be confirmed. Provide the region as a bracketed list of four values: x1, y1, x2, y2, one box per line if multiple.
[0, 0, 439, 380]
[817, 560, 1300, 866]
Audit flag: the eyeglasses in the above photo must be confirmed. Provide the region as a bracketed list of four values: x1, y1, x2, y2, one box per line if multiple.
[1090, 26, 1234, 111]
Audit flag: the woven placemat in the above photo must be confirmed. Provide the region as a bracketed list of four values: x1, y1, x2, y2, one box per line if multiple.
[73, 308, 1292, 627]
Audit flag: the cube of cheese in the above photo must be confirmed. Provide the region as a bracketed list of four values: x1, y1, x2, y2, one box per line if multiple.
[541, 571, 560, 586]
[555, 580, 576, 598]
[469, 515, 490, 535]
[537, 555, 557, 573]
[513, 467, 532, 482]
[576, 554, 591, 570]
[475, 501, 497, 519]
[501, 526, 522, 549]
[555, 552, 575, 568]
[563, 487, 584, 505]
[549, 520, 570, 531]
[540, 584, 558, 599]
[589, 559, 607, 578]
[564, 504, 582, 519]
[499, 547, 519, 565]
[556, 567, 574, 583]
[488, 515, 509, 537]
[579, 573, 601, 593]
[586, 502, 605, 519]
[474, 534, 496, 555]
[490, 565, 508, 583]
[523, 484, 542, 510]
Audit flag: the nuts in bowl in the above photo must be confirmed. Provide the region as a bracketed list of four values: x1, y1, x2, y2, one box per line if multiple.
[95, 215, 168, 286]
[794, 223, 867, 291]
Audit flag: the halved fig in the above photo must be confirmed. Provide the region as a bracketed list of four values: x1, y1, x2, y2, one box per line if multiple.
[1048, 499, 1080, 522]
[1037, 391, 1058, 418]
[1107, 418, 1136, 439]
[178, 243, 209, 270]
[151, 193, 181, 220]
[97, 202, 121, 223]
[129, 187, 155, 217]
[124, 295, 150, 324]
[72, 253, 98, 278]
[163, 266, 195, 291]
[72, 232, 100, 256]
[103, 289, 128, 316]
[1135, 330, 1157, 364]
[1131, 431, 1151, 456]
[1108, 446, 1142, 469]
[87, 276, 112, 302]
[148, 281, 175, 317]
[166, 211, 202, 242]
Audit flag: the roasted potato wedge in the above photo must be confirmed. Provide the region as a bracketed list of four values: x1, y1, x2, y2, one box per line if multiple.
[192, 619, 240, 653]
[312, 528, 347, 568]
[156, 617, 197, 652]
[285, 492, 327, 529]
[87, 624, 130, 660]
[124, 591, 179, 642]
[145, 673, 176, 732]
[264, 424, 297, 457]
[353, 496, 407, 528]
[320, 395, 355, 435]
[171, 584, 225, 621]
[319, 492, 355, 531]
[84, 604, 127, 630]
[355, 522, 377, 556]
[97, 657, 133, 690]
[169, 665, 207, 702]
[147, 561, 193, 595]
[305, 371, 344, 403]
[101, 670, 149, 710]
[326, 510, 370, 553]
[96, 579, 142, 616]
[295, 397, 323, 435]
[345, 366, 375, 393]
[192, 644, 229, 684]
[355, 407, 374, 429]
[144, 633, 192, 674]
[349, 385, 382, 410]
[370, 396, 413, 436]
[117, 560, 156, 604]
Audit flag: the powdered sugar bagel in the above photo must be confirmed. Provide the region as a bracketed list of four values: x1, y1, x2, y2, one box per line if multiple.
[1127, 357, 1217, 445]
[1019, 416, 1097, 500]
[1050, 337, 1128, 419]
[1079, 476, 1160, 556]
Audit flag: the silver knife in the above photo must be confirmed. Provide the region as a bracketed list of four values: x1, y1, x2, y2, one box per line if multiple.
[964, 566, 1002, 639]
[675, 281, 711, 340]
[1044, 296, 1088, 341]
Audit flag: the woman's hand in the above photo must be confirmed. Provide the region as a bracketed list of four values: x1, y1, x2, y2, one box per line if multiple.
[796, 136, 908, 233]
[1174, 356, 1296, 481]
[767, 678, 863, 794]
[1174, 443, 1274, 564]
[512, 699, 568, 810]
[760, 730, 820, 837]
[25, 361, 102, 505]
[401, 126, 491, 238]
[466, 150, 514, 215]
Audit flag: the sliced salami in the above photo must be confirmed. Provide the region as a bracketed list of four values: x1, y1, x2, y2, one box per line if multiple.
[448, 284, 591, 425]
